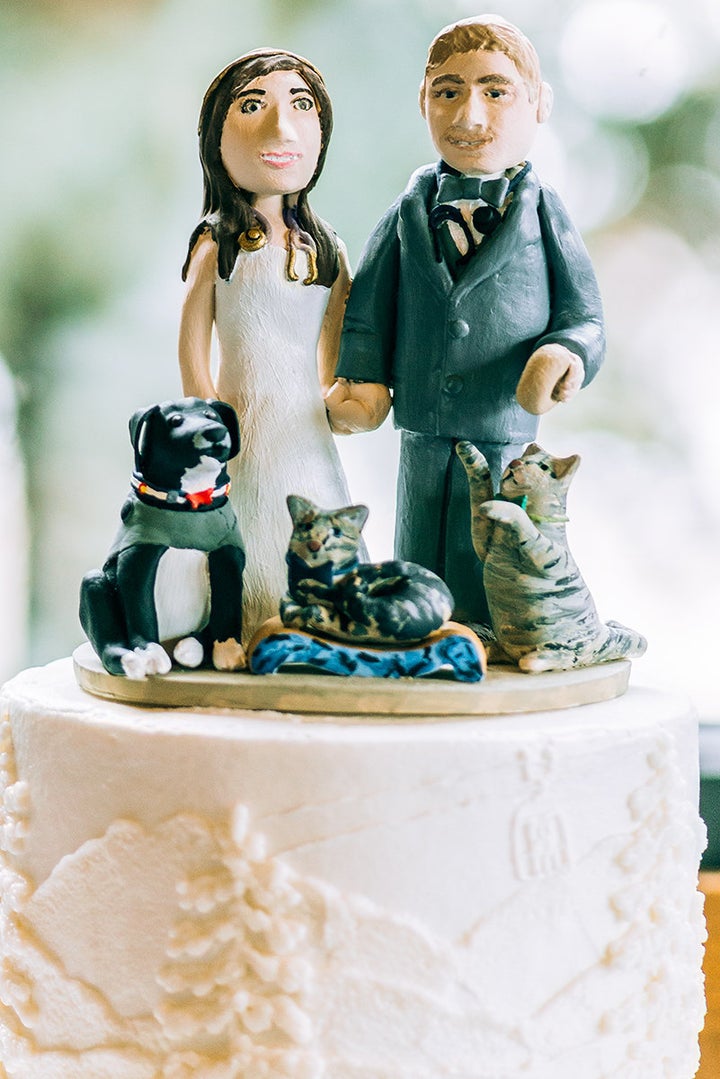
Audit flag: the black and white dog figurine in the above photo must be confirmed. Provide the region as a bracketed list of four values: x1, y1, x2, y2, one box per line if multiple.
[80, 397, 245, 679]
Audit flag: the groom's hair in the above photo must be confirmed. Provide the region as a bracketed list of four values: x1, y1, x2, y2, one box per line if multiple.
[424, 16, 542, 102]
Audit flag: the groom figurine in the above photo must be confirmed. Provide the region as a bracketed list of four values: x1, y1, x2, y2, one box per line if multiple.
[326, 15, 605, 624]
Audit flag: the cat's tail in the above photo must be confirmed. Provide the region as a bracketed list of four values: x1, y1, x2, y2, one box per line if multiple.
[599, 620, 648, 662]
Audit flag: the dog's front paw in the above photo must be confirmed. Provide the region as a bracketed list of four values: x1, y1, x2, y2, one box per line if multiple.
[174, 636, 205, 669]
[212, 638, 246, 671]
[144, 642, 173, 675]
[121, 642, 172, 680]
[120, 651, 145, 680]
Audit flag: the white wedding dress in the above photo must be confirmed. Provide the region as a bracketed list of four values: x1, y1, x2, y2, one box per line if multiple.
[215, 243, 352, 643]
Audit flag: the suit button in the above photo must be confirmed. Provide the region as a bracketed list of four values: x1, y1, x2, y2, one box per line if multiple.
[448, 318, 470, 338]
[443, 374, 464, 395]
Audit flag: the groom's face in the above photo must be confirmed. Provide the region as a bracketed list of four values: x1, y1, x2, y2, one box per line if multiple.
[421, 48, 541, 176]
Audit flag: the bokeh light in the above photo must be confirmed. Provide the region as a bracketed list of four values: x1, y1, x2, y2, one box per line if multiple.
[560, 1, 690, 122]
[538, 121, 650, 232]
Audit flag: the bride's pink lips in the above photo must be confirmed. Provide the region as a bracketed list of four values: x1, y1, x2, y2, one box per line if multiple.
[260, 151, 303, 169]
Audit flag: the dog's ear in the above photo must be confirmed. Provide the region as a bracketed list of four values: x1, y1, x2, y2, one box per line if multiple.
[209, 400, 240, 460]
[129, 404, 160, 471]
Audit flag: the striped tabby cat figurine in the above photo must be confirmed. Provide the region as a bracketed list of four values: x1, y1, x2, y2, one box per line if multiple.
[280, 495, 453, 643]
[456, 441, 647, 672]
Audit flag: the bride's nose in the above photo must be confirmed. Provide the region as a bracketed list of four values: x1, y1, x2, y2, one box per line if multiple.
[266, 102, 299, 141]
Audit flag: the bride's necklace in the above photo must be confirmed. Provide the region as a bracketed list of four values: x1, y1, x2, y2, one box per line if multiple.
[285, 239, 318, 285]
[238, 216, 318, 285]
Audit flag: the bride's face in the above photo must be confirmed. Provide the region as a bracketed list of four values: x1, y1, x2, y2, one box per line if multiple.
[220, 69, 322, 200]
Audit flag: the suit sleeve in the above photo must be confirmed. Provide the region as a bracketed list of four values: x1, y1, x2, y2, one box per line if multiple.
[335, 199, 402, 386]
[535, 185, 605, 387]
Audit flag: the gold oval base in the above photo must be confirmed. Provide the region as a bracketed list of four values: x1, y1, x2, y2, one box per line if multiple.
[72, 642, 631, 719]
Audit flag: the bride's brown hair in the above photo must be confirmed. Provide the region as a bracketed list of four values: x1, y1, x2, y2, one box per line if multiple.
[183, 49, 339, 287]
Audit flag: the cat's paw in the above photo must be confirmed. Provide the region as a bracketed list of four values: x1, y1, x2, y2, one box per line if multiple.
[519, 648, 573, 673]
[456, 440, 489, 472]
[301, 603, 327, 626]
[280, 599, 305, 628]
[212, 638, 246, 671]
[281, 600, 327, 629]
[480, 499, 527, 526]
[456, 441, 493, 501]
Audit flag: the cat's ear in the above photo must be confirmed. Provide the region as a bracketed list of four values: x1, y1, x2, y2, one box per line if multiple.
[339, 504, 370, 533]
[554, 454, 581, 482]
[524, 442, 544, 457]
[287, 494, 317, 524]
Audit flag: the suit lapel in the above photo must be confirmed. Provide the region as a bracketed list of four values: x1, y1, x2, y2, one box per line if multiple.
[398, 167, 454, 296]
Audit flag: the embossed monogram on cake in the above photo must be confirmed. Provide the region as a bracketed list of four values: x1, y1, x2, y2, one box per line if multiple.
[511, 746, 571, 881]
[512, 809, 570, 881]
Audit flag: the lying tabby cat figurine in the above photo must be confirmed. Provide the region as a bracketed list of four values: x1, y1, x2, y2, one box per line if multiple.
[280, 495, 453, 643]
[456, 441, 647, 673]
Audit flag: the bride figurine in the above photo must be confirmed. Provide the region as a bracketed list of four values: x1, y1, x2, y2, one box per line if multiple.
[179, 49, 367, 643]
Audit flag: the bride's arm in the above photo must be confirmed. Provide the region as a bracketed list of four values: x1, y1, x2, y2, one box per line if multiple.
[179, 231, 219, 400]
[319, 239, 391, 433]
[317, 238, 351, 397]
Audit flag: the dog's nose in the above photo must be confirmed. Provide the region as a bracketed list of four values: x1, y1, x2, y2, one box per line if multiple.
[204, 423, 227, 444]
[192, 423, 230, 454]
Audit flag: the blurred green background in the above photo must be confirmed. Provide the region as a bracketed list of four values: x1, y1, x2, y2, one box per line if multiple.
[0, 0, 718, 717]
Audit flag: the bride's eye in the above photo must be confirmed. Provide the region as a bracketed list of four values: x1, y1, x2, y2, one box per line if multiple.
[239, 98, 263, 115]
[293, 96, 314, 112]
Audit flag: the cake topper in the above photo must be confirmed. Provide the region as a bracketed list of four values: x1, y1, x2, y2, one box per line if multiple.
[456, 440, 647, 671]
[80, 397, 246, 678]
[179, 50, 357, 645]
[331, 15, 606, 627]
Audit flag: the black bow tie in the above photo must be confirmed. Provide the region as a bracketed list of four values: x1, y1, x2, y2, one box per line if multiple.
[428, 201, 502, 245]
[436, 172, 510, 209]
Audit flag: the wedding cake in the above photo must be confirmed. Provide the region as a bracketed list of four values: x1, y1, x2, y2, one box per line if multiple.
[0, 656, 707, 1078]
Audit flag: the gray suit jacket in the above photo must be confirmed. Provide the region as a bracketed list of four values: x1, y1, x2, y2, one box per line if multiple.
[337, 163, 605, 444]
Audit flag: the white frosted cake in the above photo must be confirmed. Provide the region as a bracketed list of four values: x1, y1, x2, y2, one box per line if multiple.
[0, 656, 707, 1079]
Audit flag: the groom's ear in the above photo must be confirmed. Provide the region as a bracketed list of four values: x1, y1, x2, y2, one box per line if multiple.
[537, 80, 553, 124]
